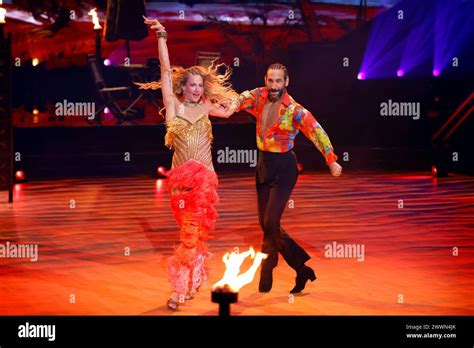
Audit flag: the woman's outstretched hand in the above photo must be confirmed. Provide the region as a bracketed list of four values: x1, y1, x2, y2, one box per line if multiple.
[143, 15, 165, 32]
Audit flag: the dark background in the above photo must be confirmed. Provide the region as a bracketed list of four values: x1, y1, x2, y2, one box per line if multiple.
[3, 0, 473, 178]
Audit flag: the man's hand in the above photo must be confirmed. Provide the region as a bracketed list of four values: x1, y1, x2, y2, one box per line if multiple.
[329, 161, 342, 177]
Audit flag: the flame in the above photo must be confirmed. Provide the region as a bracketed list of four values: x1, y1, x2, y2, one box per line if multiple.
[212, 247, 268, 293]
[0, 4, 6, 24]
[88, 8, 101, 30]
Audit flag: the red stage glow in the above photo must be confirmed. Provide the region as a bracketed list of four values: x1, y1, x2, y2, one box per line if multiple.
[432, 165, 438, 176]
[390, 175, 433, 180]
[14, 183, 23, 200]
[155, 179, 163, 191]
[297, 163, 303, 172]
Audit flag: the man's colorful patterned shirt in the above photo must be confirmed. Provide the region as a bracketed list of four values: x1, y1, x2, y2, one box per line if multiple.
[238, 87, 338, 165]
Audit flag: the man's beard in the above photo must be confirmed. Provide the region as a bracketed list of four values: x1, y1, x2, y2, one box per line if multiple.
[268, 87, 285, 101]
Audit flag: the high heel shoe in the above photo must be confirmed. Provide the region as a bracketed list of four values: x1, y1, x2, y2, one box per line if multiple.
[290, 265, 316, 294]
[167, 292, 179, 310]
[167, 298, 178, 310]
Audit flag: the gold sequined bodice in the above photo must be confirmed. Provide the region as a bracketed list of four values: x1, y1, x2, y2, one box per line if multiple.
[165, 115, 214, 171]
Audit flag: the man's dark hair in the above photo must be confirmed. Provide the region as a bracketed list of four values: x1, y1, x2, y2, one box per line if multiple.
[266, 63, 289, 80]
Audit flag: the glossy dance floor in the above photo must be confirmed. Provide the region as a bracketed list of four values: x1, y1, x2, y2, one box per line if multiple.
[0, 172, 473, 315]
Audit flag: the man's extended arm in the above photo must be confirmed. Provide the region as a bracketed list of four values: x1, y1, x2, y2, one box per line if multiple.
[298, 108, 342, 176]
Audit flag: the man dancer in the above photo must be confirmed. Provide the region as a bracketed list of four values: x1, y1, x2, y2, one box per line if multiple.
[233, 63, 342, 293]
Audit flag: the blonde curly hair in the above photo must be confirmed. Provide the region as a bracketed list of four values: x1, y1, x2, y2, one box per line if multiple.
[136, 61, 238, 105]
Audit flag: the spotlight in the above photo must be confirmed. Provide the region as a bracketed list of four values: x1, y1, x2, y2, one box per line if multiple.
[32, 108, 39, 115]
[432, 147, 448, 177]
[104, 107, 110, 114]
[432, 69, 440, 77]
[103, 58, 111, 66]
[156, 166, 167, 178]
[431, 164, 447, 178]
[297, 163, 303, 173]
[357, 72, 366, 80]
[397, 69, 404, 77]
[32, 58, 39, 67]
[15, 170, 25, 182]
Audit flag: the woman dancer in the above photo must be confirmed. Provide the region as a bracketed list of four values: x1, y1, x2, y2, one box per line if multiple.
[140, 16, 238, 310]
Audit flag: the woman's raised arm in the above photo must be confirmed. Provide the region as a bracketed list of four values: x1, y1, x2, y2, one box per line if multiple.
[143, 16, 175, 122]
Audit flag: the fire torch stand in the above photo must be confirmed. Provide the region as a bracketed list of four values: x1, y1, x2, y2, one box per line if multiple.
[94, 28, 101, 61]
[211, 285, 238, 317]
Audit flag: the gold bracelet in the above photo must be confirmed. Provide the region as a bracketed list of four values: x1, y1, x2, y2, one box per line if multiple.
[156, 31, 168, 40]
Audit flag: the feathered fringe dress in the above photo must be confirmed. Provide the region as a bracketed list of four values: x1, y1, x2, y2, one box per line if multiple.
[164, 114, 218, 300]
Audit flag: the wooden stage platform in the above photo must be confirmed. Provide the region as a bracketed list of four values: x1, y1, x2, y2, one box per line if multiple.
[0, 171, 473, 316]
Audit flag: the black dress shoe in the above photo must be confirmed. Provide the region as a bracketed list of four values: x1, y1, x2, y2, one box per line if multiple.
[259, 269, 273, 293]
[290, 265, 316, 294]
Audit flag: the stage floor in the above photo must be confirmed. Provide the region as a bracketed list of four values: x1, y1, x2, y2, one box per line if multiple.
[0, 171, 473, 316]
